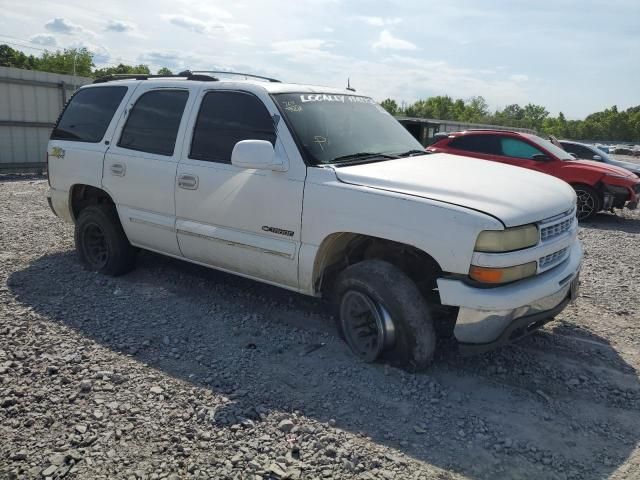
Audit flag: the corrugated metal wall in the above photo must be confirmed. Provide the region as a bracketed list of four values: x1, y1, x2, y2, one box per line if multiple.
[0, 66, 92, 171]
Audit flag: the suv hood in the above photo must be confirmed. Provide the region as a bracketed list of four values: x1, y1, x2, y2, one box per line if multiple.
[334, 153, 576, 227]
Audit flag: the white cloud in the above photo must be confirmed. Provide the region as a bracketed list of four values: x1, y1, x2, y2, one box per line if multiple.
[271, 39, 344, 63]
[164, 14, 249, 43]
[168, 15, 210, 34]
[44, 17, 81, 35]
[509, 74, 529, 82]
[105, 20, 133, 33]
[356, 16, 402, 26]
[30, 34, 56, 46]
[69, 41, 110, 64]
[372, 30, 418, 51]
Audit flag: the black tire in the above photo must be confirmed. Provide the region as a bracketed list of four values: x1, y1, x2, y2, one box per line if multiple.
[333, 259, 436, 371]
[74, 204, 136, 276]
[573, 184, 601, 221]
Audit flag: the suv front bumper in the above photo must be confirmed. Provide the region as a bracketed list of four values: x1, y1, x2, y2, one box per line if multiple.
[437, 240, 582, 354]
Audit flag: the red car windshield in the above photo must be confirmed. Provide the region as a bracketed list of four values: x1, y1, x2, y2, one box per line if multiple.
[524, 134, 574, 160]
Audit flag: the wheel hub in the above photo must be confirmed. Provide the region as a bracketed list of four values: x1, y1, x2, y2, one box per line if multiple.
[575, 189, 595, 220]
[83, 223, 109, 269]
[340, 290, 396, 362]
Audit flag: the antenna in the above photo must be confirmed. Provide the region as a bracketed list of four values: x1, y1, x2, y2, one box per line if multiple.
[346, 78, 356, 92]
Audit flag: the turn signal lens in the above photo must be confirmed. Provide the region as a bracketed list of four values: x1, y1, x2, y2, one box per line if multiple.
[469, 262, 537, 284]
[475, 224, 538, 253]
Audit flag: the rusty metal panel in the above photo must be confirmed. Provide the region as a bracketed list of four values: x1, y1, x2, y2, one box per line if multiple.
[0, 66, 92, 170]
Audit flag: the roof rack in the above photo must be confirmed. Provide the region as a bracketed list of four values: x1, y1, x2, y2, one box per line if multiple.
[92, 70, 281, 84]
[93, 70, 218, 84]
[190, 70, 281, 83]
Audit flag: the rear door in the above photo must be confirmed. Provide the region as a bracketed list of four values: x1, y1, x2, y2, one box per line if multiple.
[48, 85, 131, 194]
[175, 88, 305, 288]
[102, 84, 192, 256]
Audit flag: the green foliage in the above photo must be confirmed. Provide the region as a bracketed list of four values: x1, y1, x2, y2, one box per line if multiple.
[400, 93, 640, 142]
[93, 63, 151, 78]
[157, 67, 174, 75]
[0, 44, 93, 75]
[38, 48, 94, 77]
[380, 98, 398, 115]
[0, 44, 39, 69]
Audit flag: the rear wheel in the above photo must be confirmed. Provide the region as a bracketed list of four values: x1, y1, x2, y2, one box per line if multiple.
[75, 204, 136, 276]
[333, 259, 436, 371]
[573, 184, 601, 221]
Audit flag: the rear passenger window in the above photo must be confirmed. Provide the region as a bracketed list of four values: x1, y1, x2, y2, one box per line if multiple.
[448, 135, 501, 155]
[190, 91, 276, 164]
[118, 90, 188, 156]
[51, 86, 127, 142]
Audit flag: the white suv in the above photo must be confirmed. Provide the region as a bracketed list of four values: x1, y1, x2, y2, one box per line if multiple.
[46, 71, 582, 369]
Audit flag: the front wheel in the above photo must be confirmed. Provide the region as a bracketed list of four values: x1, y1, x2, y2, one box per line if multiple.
[573, 184, 601, 221]
[333, 260, 436, 371]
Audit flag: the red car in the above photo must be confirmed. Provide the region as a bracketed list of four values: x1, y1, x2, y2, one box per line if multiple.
[427, 130, 640, 220]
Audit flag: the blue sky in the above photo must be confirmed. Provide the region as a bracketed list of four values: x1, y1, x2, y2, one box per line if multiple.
[0, 0, 638, 118]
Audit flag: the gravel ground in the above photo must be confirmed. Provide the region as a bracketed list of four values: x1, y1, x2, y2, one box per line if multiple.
[1, 176, 639, 480]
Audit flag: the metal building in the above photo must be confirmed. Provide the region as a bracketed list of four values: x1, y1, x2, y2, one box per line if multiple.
[397, 116, 536, 146]
[0, 66, 92, 172]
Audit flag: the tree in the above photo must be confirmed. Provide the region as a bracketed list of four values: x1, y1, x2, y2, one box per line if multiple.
[37, 48, 94, 76]
[93, 63, 151, 78]
[157, 67, 174, 75]
[0, 44, 38, 70]
[522, 103, 549, 131]
[462, 96, 489, 122]
[380, 98, 398, 115]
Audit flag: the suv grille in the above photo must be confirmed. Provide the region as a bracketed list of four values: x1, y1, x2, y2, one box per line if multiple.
[540, 216, 574, 242]
[539, 247, 569, 269]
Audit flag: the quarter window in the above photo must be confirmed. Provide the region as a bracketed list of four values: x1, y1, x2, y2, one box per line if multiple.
[51, 86, 127, 143]
[118, 90, 188, 156]
[190, 91, 276, 164]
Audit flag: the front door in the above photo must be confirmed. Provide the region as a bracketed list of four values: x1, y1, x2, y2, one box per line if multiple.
[175, 89, 305, 289]
[102, 84, 192, 256]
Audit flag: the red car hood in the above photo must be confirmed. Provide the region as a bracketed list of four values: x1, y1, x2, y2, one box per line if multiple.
[565, 159, 636, 178]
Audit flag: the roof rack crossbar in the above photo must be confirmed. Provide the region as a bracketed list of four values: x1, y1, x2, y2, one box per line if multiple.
[189, 70, 281, 83]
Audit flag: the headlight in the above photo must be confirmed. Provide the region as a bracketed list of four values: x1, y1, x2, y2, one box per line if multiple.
[469, 262, 537, 284]
[474, 224, 538, 253]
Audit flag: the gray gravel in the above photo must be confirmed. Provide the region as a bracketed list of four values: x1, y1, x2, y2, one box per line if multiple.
[1, 176, 639, 480]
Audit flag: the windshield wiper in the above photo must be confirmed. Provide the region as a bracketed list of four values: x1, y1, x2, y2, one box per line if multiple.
[330, 152, 398, 165]
[394, 149, 427, 157]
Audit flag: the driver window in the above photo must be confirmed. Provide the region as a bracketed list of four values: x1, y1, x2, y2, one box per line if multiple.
[500, 138, 544, 159]
[190, 91, 276, 164]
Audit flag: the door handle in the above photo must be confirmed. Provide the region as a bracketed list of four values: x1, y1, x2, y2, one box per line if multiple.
[110, 163, 126, 177]
[178, 174, 199, 190]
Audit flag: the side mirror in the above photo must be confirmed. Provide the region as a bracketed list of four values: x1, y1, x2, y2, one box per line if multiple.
[592, 154, 602, 161]
[231, 140, 285, 171]
[532, 154, 551, 161]
[569, 153, 578, 159]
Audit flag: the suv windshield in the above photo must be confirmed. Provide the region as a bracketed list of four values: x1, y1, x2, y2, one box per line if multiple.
[524, 133, 574, 160]
[273, 93, 424, 165]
